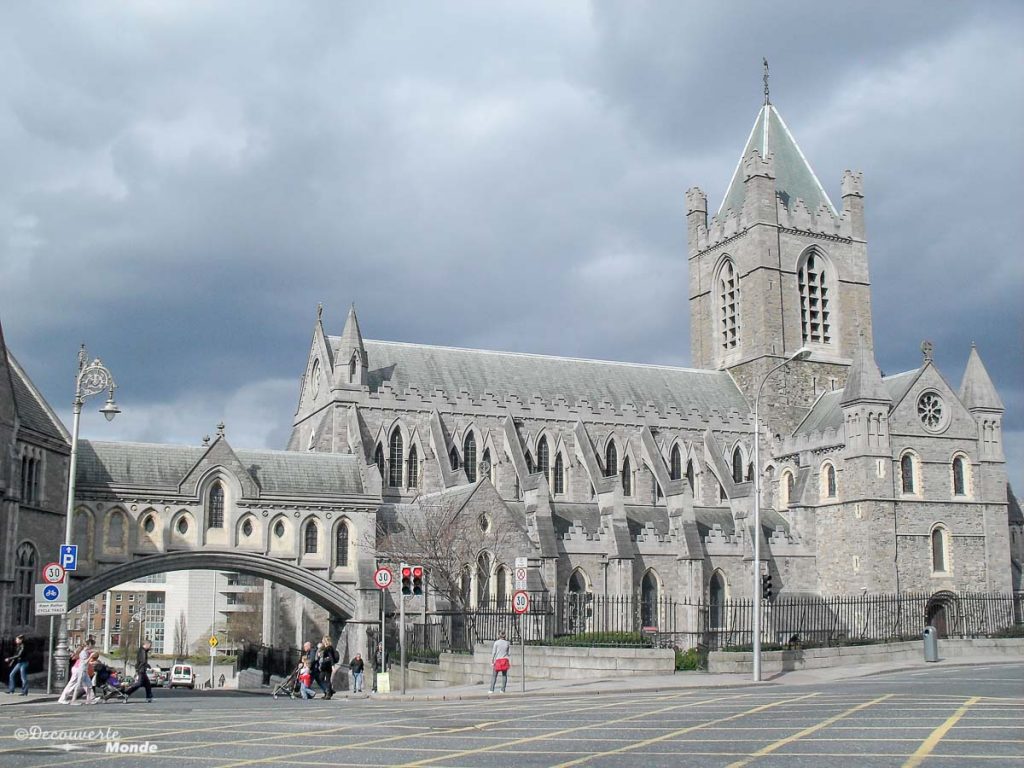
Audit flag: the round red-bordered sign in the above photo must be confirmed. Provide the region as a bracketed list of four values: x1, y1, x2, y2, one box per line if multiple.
[42, 562, 65, 584]
[512, 589, 530, 615]
[373, 567, 394, 590]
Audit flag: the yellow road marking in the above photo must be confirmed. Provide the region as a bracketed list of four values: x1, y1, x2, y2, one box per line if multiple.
[724, 694, 893, 768]
[903, 696, 982, 768]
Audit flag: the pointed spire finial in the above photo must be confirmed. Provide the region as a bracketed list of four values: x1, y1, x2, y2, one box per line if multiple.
[763, 57, 770, 105]
[216, 421, 226, 438]
[317, 302, 323, 321]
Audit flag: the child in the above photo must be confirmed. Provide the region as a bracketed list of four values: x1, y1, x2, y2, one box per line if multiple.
[298, 656, 315, 700]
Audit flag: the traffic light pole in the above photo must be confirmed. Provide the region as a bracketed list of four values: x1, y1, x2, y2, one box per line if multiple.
[399, 593, 406, 695]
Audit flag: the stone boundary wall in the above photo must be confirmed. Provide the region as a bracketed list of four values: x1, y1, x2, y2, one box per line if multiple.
[707, 637, 1024, 674]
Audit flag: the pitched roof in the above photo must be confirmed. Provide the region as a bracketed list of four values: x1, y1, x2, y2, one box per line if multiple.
[840, 344, 890, 405]
[795, 370, 918, 437]
[76, 440, 365, 497]
[719, 103, 836, 217]
[8, 353, 69, 443]
[327, 338, 750, 417]
[959, 345, 1004, 411]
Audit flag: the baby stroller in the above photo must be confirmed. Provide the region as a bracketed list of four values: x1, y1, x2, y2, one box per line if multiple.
[95, 665, 129, 703]
[272, 664, 301, 700]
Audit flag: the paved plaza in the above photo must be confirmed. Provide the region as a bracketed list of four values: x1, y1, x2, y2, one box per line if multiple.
[0, 662, 1021, 767]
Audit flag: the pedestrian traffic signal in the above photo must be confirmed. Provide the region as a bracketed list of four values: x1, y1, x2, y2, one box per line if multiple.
[412, 565, 424, 596]
[400, 563, 412, 595]
[761, 573, 773, 601]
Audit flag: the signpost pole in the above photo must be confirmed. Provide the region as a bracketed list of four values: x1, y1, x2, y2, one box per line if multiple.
[46, 616, 55, 694]
[520, 615, 525, 693]
[399, 594, 406, 695]
[209, 641, 214, 689]
[379, 589, 385, 693]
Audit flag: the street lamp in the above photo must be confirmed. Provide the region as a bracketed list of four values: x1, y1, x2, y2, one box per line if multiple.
[751, 346, 810, 683]
[55, 345, 121, 680]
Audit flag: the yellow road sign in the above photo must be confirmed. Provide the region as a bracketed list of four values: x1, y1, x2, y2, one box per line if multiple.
[209, 636, 218, 648]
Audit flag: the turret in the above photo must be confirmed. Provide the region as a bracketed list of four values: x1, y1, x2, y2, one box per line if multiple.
[959, 344, 1004, 461]
[685, 187, 707, 256]
[333, 304, 369, 390]
[841, 170, 865, 241]
[840, 342, 891, 458]
[740, 149, 778, 226]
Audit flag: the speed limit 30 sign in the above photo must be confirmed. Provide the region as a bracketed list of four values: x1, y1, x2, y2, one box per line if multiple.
[512, 589, 530, 615]
[373, 567, 394, 590]
[42, 562, 65, 584]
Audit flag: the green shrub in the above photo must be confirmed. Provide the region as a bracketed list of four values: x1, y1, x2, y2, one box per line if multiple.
[993, 624, 1024, 638]
[675, 647, 704, 671]
[543, 632, 653, 648]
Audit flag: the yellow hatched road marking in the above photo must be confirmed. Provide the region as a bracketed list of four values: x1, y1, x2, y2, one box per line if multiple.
[903, 696, 982, 768]
[723, 694, 893, 768]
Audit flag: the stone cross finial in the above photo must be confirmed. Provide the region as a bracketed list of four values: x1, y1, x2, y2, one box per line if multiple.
[216, 421, 226, 437]
[202, 435, 210, 446]
[921, 340, 934, 362]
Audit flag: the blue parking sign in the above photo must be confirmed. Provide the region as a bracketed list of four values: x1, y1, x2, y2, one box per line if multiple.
[60, 544, 78, 571]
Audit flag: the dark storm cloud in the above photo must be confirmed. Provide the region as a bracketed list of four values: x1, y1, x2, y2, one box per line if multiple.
[0, 1, 1020, 486]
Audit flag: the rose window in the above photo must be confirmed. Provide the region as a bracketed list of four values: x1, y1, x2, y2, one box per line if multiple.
[917, 393, 944, 431]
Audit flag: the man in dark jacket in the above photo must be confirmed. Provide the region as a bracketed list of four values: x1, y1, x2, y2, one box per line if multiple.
[123, 641, 153, 702]
[319, 637, 339, 699]
[4, 635, 28, 695]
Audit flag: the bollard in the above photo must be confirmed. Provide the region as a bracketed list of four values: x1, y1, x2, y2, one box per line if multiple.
[922, 626, 939, 662]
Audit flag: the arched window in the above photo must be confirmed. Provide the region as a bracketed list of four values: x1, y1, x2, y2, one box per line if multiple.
[718, 257, 740, 351]
[686, 459, 695, 494]
[605, 441, 618, 477]
[553, 453, 565, 495]
[568, 569, 588, 594]
[208, 484, 224, 529]
[825, 464, 837, 498]
[670, 445, 682, 481]
[732, 447, 743, 484]
[310, 359, 320, 398]
[931, 527, 948, 573]
[335, 522, 350, 567]
[389, 429, 404, 487]
[407, 444, 419, 488]
[621, 455, 632, 496]
[709, 571, 726, 630]
[13, 542, 37, 626]
[463, 433, 477, 483]
[449, 447, 460, 471]
[640, 570, 659, 627]
[374, 444, 385, 482]
[781, 470, 795, 508]
[495, 566, 508, 605]
[900, 453, 916, 495]
[304, 521, 318, 554]
[537, 437, 550, 485]
[349, 355, 357, 383]
[952, 455, 967, 497]
[798, 248, 833, 345]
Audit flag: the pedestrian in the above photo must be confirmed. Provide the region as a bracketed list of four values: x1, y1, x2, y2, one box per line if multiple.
[123, 640, 154, 703]
[298, 656, 315, 700]
[4, 635, 29, 696]
[80, 652, 99, 705]
[218, 673, 226, 687]
[302, 641, 326, 697]
[57, 643, 87, 704]
[372, 642, 388, 692]
[489, 631, 510, 694]
[349, 653, 364, 693]
[319, 636, 339, 700]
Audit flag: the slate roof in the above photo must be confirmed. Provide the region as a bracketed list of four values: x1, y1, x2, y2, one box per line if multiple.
[795, 370, 919, 437]
[719, 103, 837, 217]
[327, 339, 750, 416]
[8, 353, 69, 443]
[76, 440, 365, 497]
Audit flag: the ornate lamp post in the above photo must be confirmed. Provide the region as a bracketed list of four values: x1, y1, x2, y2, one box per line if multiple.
[751, 347, 810, 682]
[54, 345, 121, 680]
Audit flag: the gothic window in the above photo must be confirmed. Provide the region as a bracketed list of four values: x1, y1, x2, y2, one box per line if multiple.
[931, 527, 948, 573]
[389, 428, 404, 487]
[686, 459, 695, 494]
[640, 570, 659, 627]
[621, 456, 632, 496]
[208, 484, 225, 528]
[670, 445, 682, 481]
[605, 441, 618, 477]
[568, 569, 588, 594]
[20, 454, 41, 504]
[718, 257, 740, 351]
[825, 463, 837, 498]
[709, 571, 726, 630]
[13, 542, 37, 626]
[143, 515, 155, 534]
[952, 455, 968, 497]
[241, 519, 253, 538]
[553, 453, 565, 495]
[177, 516, 189, 535]
[476, 553, 491, 604]
[537, 437, 550, 485]
[310, 359, 320, 398]
[495, 566, 508, 605]
[407, 445, 419, 488]
[449, 447, 460, 471]
[463, 433, 477, 483]
[304, 521, 318, 554]
[349, 355, 357, 383]
[374, 444, 385, 482]
[798, 249, 833, 345]
[900, 453, 917, 495]
[780, 470, 795, 508]
[106, 510, 126, 550]
[732, 447, 743, 484]
[335, 522, 350, 567]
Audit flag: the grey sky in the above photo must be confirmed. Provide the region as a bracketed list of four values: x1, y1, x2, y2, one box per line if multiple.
[1, 1, 1021, 488]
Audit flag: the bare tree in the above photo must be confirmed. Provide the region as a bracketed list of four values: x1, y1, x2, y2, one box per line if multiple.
[173, 611, 189, 658]
[372, 495, 519, 612]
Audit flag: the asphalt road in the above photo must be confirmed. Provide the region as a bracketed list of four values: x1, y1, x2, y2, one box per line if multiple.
[0, 663, 1020, 767]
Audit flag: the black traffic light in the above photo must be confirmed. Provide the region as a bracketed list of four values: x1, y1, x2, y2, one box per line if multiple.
[412, 565, 424, 596]
[761, 573, 773, 601]
[400, 563, 412, 595]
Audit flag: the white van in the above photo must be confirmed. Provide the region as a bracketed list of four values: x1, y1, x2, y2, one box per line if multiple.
[169, 664, 195, 689]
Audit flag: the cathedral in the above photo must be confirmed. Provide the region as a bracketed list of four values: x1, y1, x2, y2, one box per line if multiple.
[3, 91, 1021, 659]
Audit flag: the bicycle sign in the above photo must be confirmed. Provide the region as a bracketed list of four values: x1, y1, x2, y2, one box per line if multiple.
[373, 567, 393, 590]
[512, 589, 530, 615]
